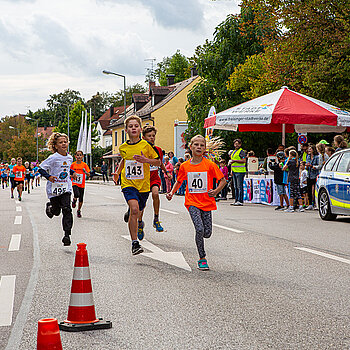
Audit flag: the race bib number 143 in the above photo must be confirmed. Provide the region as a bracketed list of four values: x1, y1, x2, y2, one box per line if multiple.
[187, 172, 208, 193]
[125, 160, 144, 180]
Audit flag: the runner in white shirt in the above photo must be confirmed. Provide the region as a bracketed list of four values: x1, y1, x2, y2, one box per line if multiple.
[39, 132, 77, 246]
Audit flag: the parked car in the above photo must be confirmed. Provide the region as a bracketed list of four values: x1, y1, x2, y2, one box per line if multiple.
[315, 148, 350, 220]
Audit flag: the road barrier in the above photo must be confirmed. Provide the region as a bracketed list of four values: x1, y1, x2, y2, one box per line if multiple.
[59, 243, 112, 332]
[37, 318, 63, 350]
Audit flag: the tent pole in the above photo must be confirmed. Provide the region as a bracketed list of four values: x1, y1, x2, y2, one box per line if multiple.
[282, 124, 286, 145]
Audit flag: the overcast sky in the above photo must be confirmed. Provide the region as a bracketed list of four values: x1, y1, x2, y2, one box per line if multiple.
[0, 0, 239, 117]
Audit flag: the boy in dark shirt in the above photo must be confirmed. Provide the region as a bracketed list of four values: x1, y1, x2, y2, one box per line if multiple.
[282, 150, 304, 213]
[269, 151, 289, 210]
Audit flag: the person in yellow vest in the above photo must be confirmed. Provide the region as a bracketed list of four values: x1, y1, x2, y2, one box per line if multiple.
[300, 143, 308, 162]
[229, 138, 246, 206]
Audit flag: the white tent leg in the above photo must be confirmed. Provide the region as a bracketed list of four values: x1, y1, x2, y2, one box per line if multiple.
[282, 124, 286, 145]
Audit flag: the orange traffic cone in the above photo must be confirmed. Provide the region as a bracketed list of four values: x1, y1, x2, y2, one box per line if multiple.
[59, 243, 112, 332]
[37, 318, 63, 350]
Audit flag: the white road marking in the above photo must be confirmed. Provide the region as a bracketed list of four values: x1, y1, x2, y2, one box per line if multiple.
[213, 223, 244, 233]
[0, 275, 16, 326]
[8, 234, 21, 251]
[160, 208, 179, 215]
[16, 206, 22, 212]
[104, 196, 115, 200]
[15, 200, 20, 204]
[14, 216, 22, 225]
[295, 247, 350, 265]
[122, 235, 191, 271]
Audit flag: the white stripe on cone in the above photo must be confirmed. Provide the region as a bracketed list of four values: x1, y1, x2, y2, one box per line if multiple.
[69, 293, 94, 307]
[72, 267, 91, 281]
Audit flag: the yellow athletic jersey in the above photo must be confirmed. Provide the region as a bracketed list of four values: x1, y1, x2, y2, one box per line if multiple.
[119, 139, 159, 192]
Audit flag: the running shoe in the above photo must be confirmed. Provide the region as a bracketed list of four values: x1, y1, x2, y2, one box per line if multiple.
[62, 235, 71, 246]
[72, 199, 77, 208]
[153, 221, 164, 232]
[18, 196, 21, 201]
[305, 205, 313, 210]
[124, 209, 130, 223]
[137, 221, 145, 240]
[275, 206, 284, 210]
[45, 202, 53, 218]
[284, 207, 295, 213]
[197, 258, 209, 270]
[11, 195, 14, 199]
[132, 241, 143, 255]
[77, 210, 82, 218]
[297, 206, 305, 212]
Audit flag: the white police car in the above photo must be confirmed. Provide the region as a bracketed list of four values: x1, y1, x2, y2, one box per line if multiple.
[316, 149, 350, 220]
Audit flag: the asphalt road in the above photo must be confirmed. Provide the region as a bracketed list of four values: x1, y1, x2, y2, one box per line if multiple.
[1, 180, 350, 350]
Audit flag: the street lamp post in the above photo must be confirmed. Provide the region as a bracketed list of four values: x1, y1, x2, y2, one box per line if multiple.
[25, 117, 39, 162]
[102, 70, 127, 119]
[9, 125, 20, 137]
[62, 104, 70, 153]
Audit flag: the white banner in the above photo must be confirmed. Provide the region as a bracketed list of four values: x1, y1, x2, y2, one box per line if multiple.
[77, 111, 84, 151]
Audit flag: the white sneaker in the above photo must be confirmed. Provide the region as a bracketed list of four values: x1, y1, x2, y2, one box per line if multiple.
[284, 207, 295, 212]
[235, 202, 243, 206]
[305, 205, 313, 210]
[298, 206, 305, 212]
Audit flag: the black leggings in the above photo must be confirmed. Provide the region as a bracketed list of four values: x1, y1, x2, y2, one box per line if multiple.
[307, 178, 317, 206]
[188, 206, 212, 259]
[50, 192, 73, 234]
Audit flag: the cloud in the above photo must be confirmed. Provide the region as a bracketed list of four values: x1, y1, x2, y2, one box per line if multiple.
[97, 0, 204, 30]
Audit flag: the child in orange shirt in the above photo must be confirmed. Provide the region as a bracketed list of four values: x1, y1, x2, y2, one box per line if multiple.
[13, 157, 26, 201]
[166, 135, 227, 270]
[71, 150, 90, 218]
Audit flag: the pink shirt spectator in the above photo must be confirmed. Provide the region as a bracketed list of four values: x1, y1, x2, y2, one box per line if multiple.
[220, 165, 229, 180]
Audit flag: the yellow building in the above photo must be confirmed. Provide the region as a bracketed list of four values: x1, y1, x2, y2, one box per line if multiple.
[108, 74, 200, 164]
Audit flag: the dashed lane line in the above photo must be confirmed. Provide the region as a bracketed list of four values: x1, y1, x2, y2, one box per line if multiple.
[213, 223, 244, 234]
[14, 216, 22, 225]
[160, 208, 179, 215]
[16, 206, 22, 212]
[295, 247, 350, 265]
[8, 234, 21, 251]
[0, 275, 16, 326]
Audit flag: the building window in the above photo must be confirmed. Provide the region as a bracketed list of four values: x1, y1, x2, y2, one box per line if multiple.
[122, 130, 125, 143]
[114, 131, 117, 145]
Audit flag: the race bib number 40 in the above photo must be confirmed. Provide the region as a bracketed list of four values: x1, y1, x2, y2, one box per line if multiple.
[75, 174, 83, 185]
[52, 182, 68, 196]
[187, 172, 208, 193]
[125, 160, 144, 180]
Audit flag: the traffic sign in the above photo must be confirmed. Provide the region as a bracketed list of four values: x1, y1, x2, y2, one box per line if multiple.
[298, 133, 307, 144]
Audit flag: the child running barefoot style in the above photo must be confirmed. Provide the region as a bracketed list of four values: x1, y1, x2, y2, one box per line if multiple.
[113, 116, 161, 255]
[38, 132, 77, 246]
[166, 135, 227, 270]
[70, 150, 90, 218]
[137, 125, 171, 237]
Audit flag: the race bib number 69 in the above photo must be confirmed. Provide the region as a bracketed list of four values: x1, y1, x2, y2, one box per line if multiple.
[187, 172, 208, 193]
[125, 160, 144, 180]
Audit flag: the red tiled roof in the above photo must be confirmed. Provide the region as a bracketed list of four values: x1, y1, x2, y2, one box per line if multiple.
[36, 126, 54, 139]
[98, 106, 129, 130]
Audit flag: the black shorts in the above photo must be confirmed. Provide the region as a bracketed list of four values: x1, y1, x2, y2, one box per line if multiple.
[10, 177, 16, 188]
[300, 186, 308, 195]
[73, 185, 85, 202]
[289, 181, 301, 200]
[15, 180, 24, 187]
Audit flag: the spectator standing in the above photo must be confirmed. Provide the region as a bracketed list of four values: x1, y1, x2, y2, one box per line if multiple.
[168, 151, 178, 186]
[305, 144, 319, 210]
[229, 139, 246, 206]
[333, 135, 348, 152]
[269, 151, 289, 210]
[299, 143, 309, 162]
[163, 156, 173, 193]
[283, 150, 304, 213]
[101, 161, 108, 182]
[315, 143, 329, 170]
[326, 146, 335, 157]
[299, 161, 308, 207]
[219, 159, 229, 200]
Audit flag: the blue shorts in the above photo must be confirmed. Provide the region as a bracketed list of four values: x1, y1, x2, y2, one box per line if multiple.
[122, 187, 150, 211]
[276, 184, 286, 196]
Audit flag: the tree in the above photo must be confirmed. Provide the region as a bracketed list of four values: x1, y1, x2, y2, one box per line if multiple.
[86, 92, 117, 121]
[113, 83, 147, 107]
[228, 0, 350, 109]
[186, 8, 265, 141]
[46, 89, 83, 125]
[154, 50, 191, 86]
[56, 101, 99, 153]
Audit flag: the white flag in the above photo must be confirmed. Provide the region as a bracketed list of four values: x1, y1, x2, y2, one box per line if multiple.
[86, 108, 92, 154]
[77, 110, 84, 151]
[81, 110, 88, 154]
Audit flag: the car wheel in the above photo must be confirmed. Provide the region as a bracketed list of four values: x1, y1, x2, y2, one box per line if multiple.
[318, 189, 337, 221]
